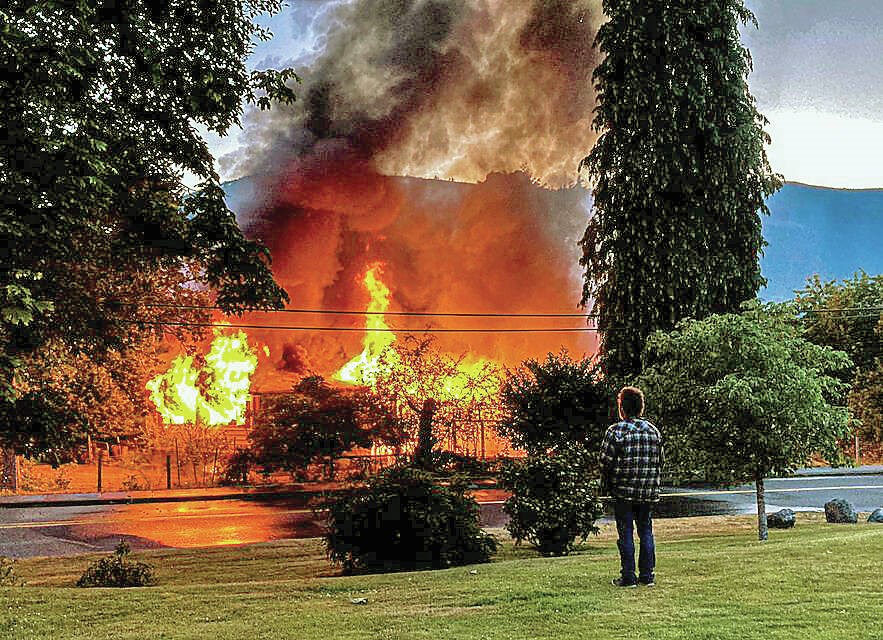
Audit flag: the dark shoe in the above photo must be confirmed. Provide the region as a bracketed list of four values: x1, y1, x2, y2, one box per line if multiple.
[638, 576, 655, 587]
[612, 577, 638, 588]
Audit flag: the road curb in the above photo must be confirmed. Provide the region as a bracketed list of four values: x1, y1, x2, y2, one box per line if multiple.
[0, 480, 502, 509]
[788, 466, 883, 478]
[0, 488, 337, 509]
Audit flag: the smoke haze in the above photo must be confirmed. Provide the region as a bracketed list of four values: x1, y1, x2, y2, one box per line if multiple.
[226, 0, 604, 380]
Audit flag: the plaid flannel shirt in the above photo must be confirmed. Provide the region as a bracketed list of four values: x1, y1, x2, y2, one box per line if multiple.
[599, 418, 664, 502]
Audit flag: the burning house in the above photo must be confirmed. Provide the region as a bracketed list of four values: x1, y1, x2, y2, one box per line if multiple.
[147, 0, 605, 461]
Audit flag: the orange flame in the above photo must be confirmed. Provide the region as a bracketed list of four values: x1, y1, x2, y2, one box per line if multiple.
[333, 264, 501, 402]
[333, 263, 396, 386]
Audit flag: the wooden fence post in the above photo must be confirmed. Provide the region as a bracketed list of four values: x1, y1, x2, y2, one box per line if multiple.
[97, 450, 103, 493]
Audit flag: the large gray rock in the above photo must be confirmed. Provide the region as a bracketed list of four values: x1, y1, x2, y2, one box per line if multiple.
[824, 499, 858, 523]
[868, 508, 883, 523]
[767, 508, 796, 529]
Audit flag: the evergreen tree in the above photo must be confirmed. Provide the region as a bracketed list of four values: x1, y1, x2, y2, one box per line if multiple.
[580, 0, 782, 381]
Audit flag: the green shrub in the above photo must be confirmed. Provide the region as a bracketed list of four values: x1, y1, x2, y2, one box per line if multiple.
[498, 350, 612, 455]
[221, 447, 256, 485]
[0, 556, 22, 586]
[76, 542, 156, 588]
[430, 451, 496, 476]
[324, 466, 498, 573]
[499, 444, 603, 556]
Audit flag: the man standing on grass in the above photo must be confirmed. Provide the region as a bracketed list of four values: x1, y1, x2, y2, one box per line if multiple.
[600, 386, 664, 588]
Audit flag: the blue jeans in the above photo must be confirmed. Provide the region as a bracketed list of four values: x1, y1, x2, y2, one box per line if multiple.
[614, 500, 655, 584]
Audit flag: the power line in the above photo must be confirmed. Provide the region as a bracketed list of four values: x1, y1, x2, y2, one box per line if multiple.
[803, 307, 883, 314]
[115, 302, 597, 318]
[114, 301, 883, 317]
[119, 320, 602, 333]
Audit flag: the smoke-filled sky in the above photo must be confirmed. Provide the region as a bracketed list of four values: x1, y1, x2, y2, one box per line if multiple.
[193, 0, 883, 379]
[200, 0, 883, 189]
[224, 0, 605, 373]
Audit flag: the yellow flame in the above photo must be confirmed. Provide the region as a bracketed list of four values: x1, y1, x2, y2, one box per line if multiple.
[147, 329, 258, 426]
[441, 358, 499, 402]
[333, 264, 503, 401]
[334, 263, 396, 386]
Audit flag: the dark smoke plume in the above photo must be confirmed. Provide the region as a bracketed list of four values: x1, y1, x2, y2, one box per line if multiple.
[226, 0, 604, 377]
[233, 0, 601, 186]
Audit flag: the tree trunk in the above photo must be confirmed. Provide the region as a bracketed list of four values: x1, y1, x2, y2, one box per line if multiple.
[1, 448, 18, 492]
[755, 473, 768, 542]
[414, 398, 438, 469]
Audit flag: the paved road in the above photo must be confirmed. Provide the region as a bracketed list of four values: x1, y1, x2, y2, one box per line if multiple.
[1, 475, 880, 558]
[0, 490, 508, 559]
[656, 473, 883, 517]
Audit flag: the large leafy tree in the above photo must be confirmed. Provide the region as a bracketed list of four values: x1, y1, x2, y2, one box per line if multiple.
[580, 0, 782, 381]
[4, 268, 214, 464]
[638, 302, 852, 541]
[250, 377, 405, 479]
[498, 350, 611, 456]
[795, 271, 883, 443]
[795, 272, 883, 374]
[371, 335, 502, 463]
[1, 1, 296, 455]
[850, 365, 883, 443]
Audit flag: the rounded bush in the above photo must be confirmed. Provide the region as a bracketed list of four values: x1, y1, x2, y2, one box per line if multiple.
[76, 542, 156, 588]
[499, 443, 603, 556]
[324, 466, 498, 573]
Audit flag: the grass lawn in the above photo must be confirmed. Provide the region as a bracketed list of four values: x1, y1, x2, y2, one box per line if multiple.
[2, 514, 881, 640]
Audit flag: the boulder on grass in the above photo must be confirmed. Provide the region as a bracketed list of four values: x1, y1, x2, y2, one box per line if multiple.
[868, 508, 883, 524]
[767, 508, 796, 529]
[824, 499, 858, 524]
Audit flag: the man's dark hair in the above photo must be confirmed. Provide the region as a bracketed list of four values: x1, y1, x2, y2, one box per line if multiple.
[618, 386, 644, 418]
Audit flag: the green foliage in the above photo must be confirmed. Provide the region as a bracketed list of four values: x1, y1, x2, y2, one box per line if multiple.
[1, 1, 297, 454]
[850, 363, 883, 441]
[795, 271, 883, 374]
[637, 301, 852, 483]
[499, 443, 603, 556]
[430, 451, 497, 477]
[76, 542, 156, 588]
[580, 0, 782, 381]
[0, 390, 88, 466]
[795, 272, 883, 442]
[498, 350, 611, 455]
[250, 376, 405, 478]
[1, 337, 166, 461]
[221, 447, 257, 485]
[324, 466, 498, 573]
[0, 556, 22, 586]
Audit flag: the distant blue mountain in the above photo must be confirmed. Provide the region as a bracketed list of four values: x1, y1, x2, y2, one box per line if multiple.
[223, 177, 883, 304]
[760, 183, 883, 301]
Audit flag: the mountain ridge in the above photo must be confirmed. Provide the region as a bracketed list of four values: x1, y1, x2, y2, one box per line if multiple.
[222, 177, 882, 304]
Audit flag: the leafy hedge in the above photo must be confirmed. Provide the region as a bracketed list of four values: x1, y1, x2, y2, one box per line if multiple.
[324, 466, 497, 573]
[499, 444, 603, 556]
[498, 350, 611, 455]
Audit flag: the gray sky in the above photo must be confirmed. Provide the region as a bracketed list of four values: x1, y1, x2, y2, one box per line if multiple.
[742, 0, 883, 187]
[200, 0, 883, 189]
